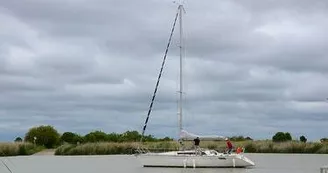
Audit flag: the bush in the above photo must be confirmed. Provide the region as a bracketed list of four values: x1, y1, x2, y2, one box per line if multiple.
[61, 132, 76, 144]
[300, 136, 307, 143]
[272, 132, 292, 142]
[18, 144, 27, 155]
[0, 142, 44, 156]
[107, 133, 120, 142]
[14, 137, 23, 142]
[55, 142, 140, 155]
[84, 131, 108, 143]
[320, 138, 328, 143]
[229, 136, 253, 141]
[61, 132, 83, 144]
[120, 131, 142, 142]
[24, 125, 60, 148]
[244, 142, 257, 153]
[55, 144, 77, 155]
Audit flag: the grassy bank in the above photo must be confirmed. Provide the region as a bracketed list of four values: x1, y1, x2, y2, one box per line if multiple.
[2, 141, 327, 156]
[54, 140, 328, 155]
[242, 141, 328, 154]
[54, 141, 179, 155]
[0, 142, 45, 156]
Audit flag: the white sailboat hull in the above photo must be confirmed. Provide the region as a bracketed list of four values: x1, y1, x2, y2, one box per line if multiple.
[136, 150, 255, 168]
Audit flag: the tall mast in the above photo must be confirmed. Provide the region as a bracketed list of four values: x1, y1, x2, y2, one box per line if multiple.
[178, 4, 184, 137]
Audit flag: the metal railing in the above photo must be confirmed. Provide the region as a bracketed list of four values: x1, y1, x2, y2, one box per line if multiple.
[135, 147, 180, 154]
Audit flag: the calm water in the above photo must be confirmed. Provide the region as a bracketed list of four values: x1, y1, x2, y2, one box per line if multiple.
[1, 154, 327, 173]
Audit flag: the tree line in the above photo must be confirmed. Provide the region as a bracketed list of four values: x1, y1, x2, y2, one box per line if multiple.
[14, 125, 328, 149]
[271, 131, 328, 143]
[14, 125, 173, 148]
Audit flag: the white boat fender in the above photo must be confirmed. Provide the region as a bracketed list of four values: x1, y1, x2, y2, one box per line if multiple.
[193, 159, 196, 168]
[183, 159, 187, 168]
[232, 158, 236, 168]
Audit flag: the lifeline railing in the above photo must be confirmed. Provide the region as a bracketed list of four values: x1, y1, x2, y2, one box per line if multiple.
[135, 147, 183, 155]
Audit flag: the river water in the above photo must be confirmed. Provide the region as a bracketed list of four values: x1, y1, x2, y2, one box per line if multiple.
[1, 154, 327, 173]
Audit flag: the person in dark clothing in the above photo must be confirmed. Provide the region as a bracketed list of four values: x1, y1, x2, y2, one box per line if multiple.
[193, 137, 200, 155]
[194, 137, 200, 148]
[225, 138, 233, 154]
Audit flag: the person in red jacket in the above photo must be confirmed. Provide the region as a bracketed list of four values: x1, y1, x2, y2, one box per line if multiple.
[225, 138, 233, 154]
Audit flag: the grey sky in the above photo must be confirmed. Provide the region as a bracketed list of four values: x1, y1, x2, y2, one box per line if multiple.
[0, 0, 328, 141]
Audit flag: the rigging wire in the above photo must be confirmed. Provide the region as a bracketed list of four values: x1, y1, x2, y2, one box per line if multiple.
[1, 160, 13, 173]
[140, 8, 180, 143]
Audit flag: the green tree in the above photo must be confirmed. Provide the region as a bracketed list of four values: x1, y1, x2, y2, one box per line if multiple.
[120, 131, 142, 142]
[320, 138, 328, 143]
[107, 133, 120, 142]
[229, 136, 253, 141]
[61, 132, 83, 144]
[272, 132, 285, 142]
[285, 132, 292, 141]
[84, 131, 108, 142]
[272, 132, 292, 142]
[300, 135, 307, 143]
[14, 137, 23, 142]
[24, 125, 60, 148]
[72, 135, 84, 144]
[143, 134, 157, 142]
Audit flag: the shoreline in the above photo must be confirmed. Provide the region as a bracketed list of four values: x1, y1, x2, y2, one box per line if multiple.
[32, 149, 56, 156]
[54, 141, 328, 155]
[1, 152, 327, 158]
[1, 141, 328, 157]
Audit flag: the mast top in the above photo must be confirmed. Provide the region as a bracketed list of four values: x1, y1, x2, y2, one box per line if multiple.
[173, 0, 186, 10]
[173, 0, 185, 5]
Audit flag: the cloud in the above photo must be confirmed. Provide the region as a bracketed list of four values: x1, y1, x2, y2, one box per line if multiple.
[0, 0, 328, 141]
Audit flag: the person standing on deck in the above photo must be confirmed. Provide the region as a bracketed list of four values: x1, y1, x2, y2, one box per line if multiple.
[193, 137, 200, 155]
[194, 137, 200, 149]
[225, 138, 233, 154]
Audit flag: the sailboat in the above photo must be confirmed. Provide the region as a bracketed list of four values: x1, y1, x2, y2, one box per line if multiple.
[135, 3, 255, 168]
